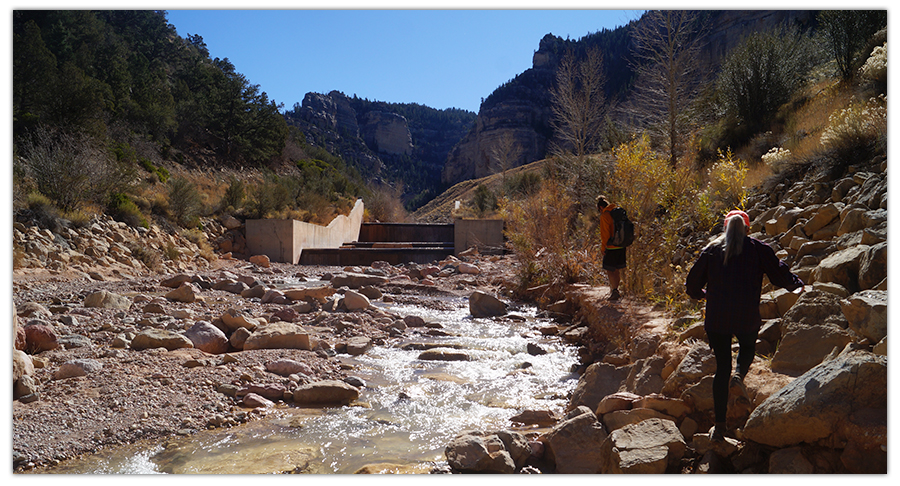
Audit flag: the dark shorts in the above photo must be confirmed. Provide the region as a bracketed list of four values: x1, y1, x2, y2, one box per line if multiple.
[603, 247, 626, 271]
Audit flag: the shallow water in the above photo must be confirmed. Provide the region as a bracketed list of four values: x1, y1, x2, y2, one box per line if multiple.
[39, 298, 580, 474]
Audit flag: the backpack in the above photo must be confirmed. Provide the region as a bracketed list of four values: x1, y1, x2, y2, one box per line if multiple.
[608, 207, 635, 247]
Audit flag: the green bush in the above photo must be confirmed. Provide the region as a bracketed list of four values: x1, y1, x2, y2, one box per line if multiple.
[167, 177, 203, 227]
[107, 192, 148, 228]
[220, 176, 246, 212]
[715, 25, 818, 137]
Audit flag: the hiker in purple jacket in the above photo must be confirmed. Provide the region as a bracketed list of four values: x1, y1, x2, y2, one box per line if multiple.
[685, 210, 804, 441]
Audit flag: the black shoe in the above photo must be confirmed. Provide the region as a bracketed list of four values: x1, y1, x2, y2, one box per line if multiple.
[710, 423, 726, 442]
[609, 289, 621, 301]
[730, 373, 748, 398]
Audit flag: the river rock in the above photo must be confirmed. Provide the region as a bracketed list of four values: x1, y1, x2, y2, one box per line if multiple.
[541, 409, 608, 473]
[220, 308, 264, 332]
[469, 290, 507, 318]
[238, 383, 287, 401]
[345, 336, 373, 356]
[24, 323, 59, 353]
[160, 274, 192, 288]
[249, 254, 271, 268]
[358, 286, 383, 300]
[54, 358, 103, 380]
[84, 290, 132, 310]
[265, 358, 314, 377]
[331, 272, 388, 289]
[164, 283, 201, 303]
[242, 392, 274, 408]
[418, 348, 470, 361]
[261, 289, 290, 305]
[130, 329, 194, 351]
[184, 321, 229, 354]
[457, 262, 480, 275]
[342, 290, 370, 311]
[743, 349, 887, 449]
[292, 380, 359, 404]
[282, 286, 336, 303]
[241, 284, 267, 299]
[243, 322, 312, 350]
[599, 418, 686, 474]
[13, 349, 34, 382]
[213, 279, 249, 294]
[229, 327, 252, 350]
[509, 409, 560, 427]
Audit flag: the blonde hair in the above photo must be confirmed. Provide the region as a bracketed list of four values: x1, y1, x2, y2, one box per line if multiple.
[707, 214, 747, 265]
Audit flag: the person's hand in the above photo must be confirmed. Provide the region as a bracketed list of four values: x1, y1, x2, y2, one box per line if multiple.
[792, 285, 806, 295]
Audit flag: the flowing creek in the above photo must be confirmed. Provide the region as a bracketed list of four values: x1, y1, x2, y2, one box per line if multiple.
[39, 296, 581, 474]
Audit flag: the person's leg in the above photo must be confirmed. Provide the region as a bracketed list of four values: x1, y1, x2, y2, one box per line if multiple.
[707, 330, 733, 437]
[734, 331, 758, 379]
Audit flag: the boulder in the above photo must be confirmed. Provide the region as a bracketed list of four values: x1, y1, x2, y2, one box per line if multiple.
[469, 290, 507, 318]
[213, 279, 249, 294]
[660, 340, 715, 397]
[243, 322, 312, 350]
[220, 308, 263, 332]
[568, 362, 633, 413]
[83, 290, 132, 310]
[160, 274, 192, 288]
[164, 283, 201, 303]
[770, 323, 853, 376]
[292, 380, 359, 404]
[858, 241, 887, 290]
[603, 408, 677, 432]
[458, 262, 481, 275]
[599, 418, 686, 474]
[802, 203, 840, 235]
[24, 324, 59, 354]
[13, 349, 34, 382]
[238, 383, 287, 401]
[54, 358, 103, 380]
[240, 284, 267, 299]
[445, 430, 529, 473]
[743, 349, 886, 448]
[184, 321, 230, 354]
[541, 410, 608, 473]
[595, 391, 641, 415]
[342, 290, 370, 311]
[130, 329, 194, 351]
[229, 327, 252, 350]
[840, 290, 887, 343]
[249, 254, 271, 268]
[811, 245, 869, 292]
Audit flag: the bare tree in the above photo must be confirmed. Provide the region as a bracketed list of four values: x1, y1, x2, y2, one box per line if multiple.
[629, 10, 709, 167]
[549, 46, 608, 208]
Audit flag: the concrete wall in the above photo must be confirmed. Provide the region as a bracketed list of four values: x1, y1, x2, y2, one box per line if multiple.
[246, 199, 364, 263]
[454, 218, 505, 255]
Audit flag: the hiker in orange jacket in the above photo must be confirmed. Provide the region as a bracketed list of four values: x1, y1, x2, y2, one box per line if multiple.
[597, 195, 625, 301]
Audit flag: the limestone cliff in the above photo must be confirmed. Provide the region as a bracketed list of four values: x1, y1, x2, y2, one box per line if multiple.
[441, 10, 818, 187]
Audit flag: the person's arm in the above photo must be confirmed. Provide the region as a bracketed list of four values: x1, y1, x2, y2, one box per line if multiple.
[685, 249, 709, 300]
[757, 240, 804, 291]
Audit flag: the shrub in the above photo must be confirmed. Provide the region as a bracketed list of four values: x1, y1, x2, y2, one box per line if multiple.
[220, 175, 245, 212]
[715, 25, 818, 136]
[705, 148, 748, 214]
[126, 242, 161, 271]
[472, 184, 497, 216]
[858, 43, 887, 87]
[167, 177, 203, 227]
[819, 94, 887, 162]
[107, 192, 148, 228]
[16, 126, 136, 212]
[502, 181, 601, 302]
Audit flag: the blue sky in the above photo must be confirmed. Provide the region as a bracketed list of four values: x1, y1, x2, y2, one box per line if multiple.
[164, 6, 642, 113]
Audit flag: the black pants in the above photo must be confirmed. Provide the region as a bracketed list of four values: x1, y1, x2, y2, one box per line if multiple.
[706, 330, 757, 424]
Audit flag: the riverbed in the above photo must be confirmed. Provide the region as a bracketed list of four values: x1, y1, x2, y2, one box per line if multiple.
[35, 297, 580, 474]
